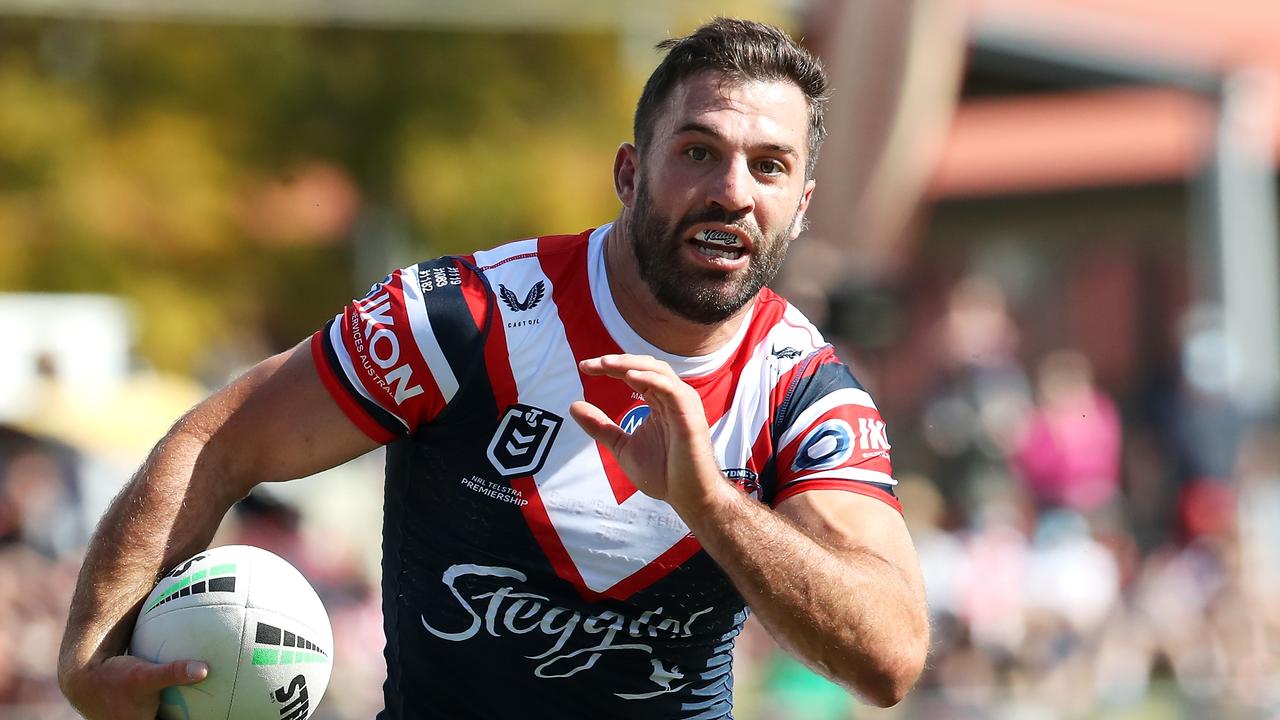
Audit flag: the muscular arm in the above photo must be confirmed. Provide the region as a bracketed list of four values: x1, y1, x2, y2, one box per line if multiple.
[58, 341, 379, 717]
[685, 485, 927, 706]
[571, 354, 928, 707]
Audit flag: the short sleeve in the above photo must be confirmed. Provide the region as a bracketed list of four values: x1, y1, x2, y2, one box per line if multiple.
[311, 257, 486, 444]
[769, 350, 900, 512]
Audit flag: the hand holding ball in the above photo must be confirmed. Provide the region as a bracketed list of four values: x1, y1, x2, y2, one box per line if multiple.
[130, 545, 333, 720]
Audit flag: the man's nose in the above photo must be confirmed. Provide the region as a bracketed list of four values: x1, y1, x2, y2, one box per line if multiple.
[706, 158, 755, 216]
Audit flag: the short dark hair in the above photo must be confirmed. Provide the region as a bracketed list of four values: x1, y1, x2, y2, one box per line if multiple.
[633, 17, 829, 178]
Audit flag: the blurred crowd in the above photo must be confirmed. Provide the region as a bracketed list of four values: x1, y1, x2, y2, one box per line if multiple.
[886, 276, 1280, 720]
[2, 271, 1279, 720]
[730, 273, 1280, 720]
[0, 417, 391, 720]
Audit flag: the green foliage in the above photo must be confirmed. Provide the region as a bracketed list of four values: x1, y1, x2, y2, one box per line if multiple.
[0, 19, 634, 372]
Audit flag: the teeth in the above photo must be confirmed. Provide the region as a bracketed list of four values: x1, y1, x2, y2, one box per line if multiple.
[696, 245, 740, 260]
[695, 229, 742, 247]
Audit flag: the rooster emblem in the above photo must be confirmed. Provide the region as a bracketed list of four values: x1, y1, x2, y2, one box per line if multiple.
[498, 281, 546, 312]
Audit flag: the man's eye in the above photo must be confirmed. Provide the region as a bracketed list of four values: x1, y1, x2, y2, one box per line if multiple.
[687, 147, 710, 161]
[758, 160, 785, 175]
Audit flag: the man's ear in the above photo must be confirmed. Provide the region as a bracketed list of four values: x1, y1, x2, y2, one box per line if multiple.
[791, 178, 816, 240]
[614, 143, 640, 207]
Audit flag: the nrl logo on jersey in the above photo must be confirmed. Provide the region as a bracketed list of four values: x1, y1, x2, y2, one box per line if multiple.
[487, 403, 563, 478]
[499, 281, 546, 312]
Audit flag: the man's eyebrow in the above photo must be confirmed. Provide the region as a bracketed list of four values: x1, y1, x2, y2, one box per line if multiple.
[673, 122, 800, 159]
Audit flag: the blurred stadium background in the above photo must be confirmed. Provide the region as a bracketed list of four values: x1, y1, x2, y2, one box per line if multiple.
[2, 0, 1279, 718]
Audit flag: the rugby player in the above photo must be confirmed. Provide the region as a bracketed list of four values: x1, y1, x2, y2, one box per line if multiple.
[59, 17, 929, 719]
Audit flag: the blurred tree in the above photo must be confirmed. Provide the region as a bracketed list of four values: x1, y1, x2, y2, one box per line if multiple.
[0, 18, 634, 374]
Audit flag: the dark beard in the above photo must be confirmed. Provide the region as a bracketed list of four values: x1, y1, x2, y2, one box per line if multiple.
[627, 180, 795, 326]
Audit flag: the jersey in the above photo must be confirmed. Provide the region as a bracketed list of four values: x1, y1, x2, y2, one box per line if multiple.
[310, 224, 899, 719]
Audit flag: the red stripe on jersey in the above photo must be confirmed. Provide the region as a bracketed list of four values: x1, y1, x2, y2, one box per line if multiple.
[774, 481, 903, 514]
[310, 331, 397, 444]
[381, 274, 447, 427]
[511, 476, 596, 599]
[457, 256, 488, 340]
[538, 232, 640, 505]
[597, 534, 704, 601]
[458, 256, 515, 405]
[472, 248, 597, 600]
[473, 270, 516, 410]
[685, 290, 789, 428]
[457, 255, 485, 328]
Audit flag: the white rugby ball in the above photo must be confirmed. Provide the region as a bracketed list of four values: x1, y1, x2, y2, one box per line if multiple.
[130, 545, 333, 720]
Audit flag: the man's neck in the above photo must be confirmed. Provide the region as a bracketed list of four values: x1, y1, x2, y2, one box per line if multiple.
[604, 213, 754, 358]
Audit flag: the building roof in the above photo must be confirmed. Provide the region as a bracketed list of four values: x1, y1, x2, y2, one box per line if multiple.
[933, 0, 1280, 197]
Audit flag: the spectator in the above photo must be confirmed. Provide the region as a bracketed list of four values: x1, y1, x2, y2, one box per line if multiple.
[1011, 350, 1123, 514]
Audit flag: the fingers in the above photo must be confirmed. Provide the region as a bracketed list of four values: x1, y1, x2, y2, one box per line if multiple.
[124, 658, 208, 691]
[569, 401, 628, 452]
[579, 354, 678, 381]
[61, 655, 208, 720]
[579, 356, 687, 403]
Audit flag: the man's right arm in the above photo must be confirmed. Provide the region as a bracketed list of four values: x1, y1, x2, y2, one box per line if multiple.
[57, 340, 380, 720]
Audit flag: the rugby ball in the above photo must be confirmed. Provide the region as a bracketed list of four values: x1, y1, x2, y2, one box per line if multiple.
[130, 545, 333, 720]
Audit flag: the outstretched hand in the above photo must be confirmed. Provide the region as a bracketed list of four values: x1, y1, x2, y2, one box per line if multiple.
[569, 354, 728, 517]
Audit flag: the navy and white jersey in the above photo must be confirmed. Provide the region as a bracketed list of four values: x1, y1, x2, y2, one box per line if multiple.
[311, 224, 899, 719]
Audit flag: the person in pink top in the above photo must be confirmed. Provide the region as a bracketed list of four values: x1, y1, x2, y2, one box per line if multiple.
[1012, 350, 1122, 513]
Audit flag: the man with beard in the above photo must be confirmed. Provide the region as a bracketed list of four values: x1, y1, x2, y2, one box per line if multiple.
[59, 17, 928, 720]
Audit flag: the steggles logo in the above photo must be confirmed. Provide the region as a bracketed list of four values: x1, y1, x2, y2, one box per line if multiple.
[421, 563, 713, 700]
[499, 281, 546, 312]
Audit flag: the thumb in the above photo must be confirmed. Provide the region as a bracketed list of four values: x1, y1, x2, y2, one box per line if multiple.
[126, 658, 208, 691]
[569, 401, 626, 452]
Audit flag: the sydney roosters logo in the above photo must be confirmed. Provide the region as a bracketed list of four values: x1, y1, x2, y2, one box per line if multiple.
[499, 281, 546, 312]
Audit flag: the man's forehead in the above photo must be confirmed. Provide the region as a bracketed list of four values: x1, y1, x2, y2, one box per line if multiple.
[659, 71, 808, 139]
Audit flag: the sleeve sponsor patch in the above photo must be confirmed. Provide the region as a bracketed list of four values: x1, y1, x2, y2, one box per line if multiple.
[770, 359, 899, 511]
[777, 404, 894, 486]
[312, 259, 480, 441]
[791, 419, 856, 472]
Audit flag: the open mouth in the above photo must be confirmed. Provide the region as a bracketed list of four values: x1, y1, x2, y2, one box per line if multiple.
[690, 228, 748, 262]
[696, 229, 742, 247]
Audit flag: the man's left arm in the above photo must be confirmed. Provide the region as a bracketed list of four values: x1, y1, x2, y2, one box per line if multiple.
[570, 354, 928, 707]
[689, 484, 928, 707]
